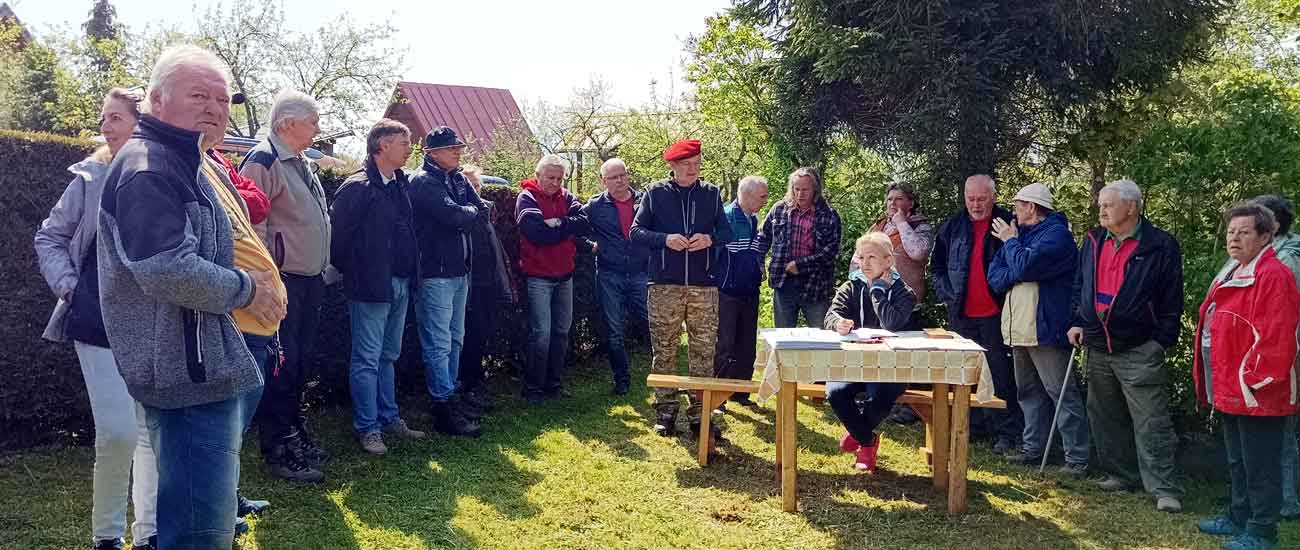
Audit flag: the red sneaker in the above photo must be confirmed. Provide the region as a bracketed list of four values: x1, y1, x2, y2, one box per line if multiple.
[839, 432, 860, 453]
[853, 436, 880, 473]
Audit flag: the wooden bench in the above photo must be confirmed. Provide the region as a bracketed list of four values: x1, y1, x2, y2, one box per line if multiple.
[645, 374, 761, 466]
[791, 383, 1006, 467]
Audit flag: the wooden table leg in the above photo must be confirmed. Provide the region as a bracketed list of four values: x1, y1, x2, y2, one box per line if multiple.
[948, 384, 971, 515]
[780, 380, 798, 512]
[931, 383, 950, 491]
[698, 391, 713, 467]
[774, 390, 784, 481]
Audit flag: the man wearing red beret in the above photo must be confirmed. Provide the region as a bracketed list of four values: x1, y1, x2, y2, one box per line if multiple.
[630, 140, 733, 439]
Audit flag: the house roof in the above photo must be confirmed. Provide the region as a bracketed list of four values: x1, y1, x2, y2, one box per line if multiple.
[382, 82, 531, 155]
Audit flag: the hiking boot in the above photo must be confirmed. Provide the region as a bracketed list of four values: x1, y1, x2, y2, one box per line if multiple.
[1156, 496, 1183, 513]
[887, 403, 920, 425]
[359, 432, 387, 455]
[1096, 476, 1135, 492]
[382, 418, 428, 440]
[1223, 533, 1279, 550]
[265, 443, 325, 483]
[291, 431, 329, 469]
[93, 539, 124, 550]
[853, 435, 881, 473]
[234, 517, 249, 538]
[130, 535, 156, 550]
[432, 402, 482, 438]
[839, 432, 861, 453]
[732, 395, 757, 407]
[992, 436, 1017, 455]
[1198, 516, 1242, 536]
[237, 492, 270, 517]
[1058, 463, 1089, 478]
[654, 414, 677, 437]
[1005, 450, 1044, 465]
[689, 421, 725, 441]
[452, 394, 484, 421]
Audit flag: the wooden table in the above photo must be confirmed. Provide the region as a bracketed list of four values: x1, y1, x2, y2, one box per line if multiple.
[757, 337, 994, 515]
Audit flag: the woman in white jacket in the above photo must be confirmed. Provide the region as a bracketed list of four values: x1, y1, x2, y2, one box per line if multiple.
[34, 89, 156, 550]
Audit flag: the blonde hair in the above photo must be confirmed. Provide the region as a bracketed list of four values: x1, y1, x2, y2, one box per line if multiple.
[855, 232, 894, 258]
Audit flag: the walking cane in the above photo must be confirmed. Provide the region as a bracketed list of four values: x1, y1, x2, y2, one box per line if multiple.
[1039, 348, 1079, 474]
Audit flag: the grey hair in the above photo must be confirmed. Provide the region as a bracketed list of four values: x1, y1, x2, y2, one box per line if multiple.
[270, 89, 319, 131]
[738, 175, 768, 196]
[1101, 179, 1144, 209]
[599, 157, 626, 178]
[784, 166, 824, 205]
[1224, 201, 1279, 237]
[535, 154, 568, 175]
[144, 44, 231, 114]
[965, 174, 996, 194]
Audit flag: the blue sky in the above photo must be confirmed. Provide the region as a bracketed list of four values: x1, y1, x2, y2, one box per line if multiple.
[13, 0, 734, 109]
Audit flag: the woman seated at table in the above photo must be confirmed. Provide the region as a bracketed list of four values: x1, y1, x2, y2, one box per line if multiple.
[1194, 201, 1300, 550]
[824, 231, 918, 473]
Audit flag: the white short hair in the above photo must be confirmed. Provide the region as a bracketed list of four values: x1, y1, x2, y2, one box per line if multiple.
[145, 44, 231, 114]
[1101, 179, 1144, 208]
[535, 154, 568, 175]
[270, 89, 319, 131]
[738, 175, 768, 196]
[600, 157, 626, 177]
[965, 174, 996, 194]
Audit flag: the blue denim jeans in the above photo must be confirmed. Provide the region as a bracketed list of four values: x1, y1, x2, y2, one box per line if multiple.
[416, 276, 468, 403]
[144, 391, 252, 550]
[348, 277, 410, 434]
[240, 333, 271, 432]
[524, 277, 574, 398]
[597, 270, 648, 385]
[772, 278, 829, 329]
[1014, 345, 1089, 465]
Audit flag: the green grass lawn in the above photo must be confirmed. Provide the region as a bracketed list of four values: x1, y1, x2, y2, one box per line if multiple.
[3, 354, 1297, 550]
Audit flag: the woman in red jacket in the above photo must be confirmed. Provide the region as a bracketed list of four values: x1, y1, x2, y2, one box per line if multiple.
[1194, 202, 1300, 550]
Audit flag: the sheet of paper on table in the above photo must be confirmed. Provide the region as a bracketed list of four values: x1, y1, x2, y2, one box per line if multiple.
[759, 328, 845, 349]
[884, 336, 987, 352]
[849, 328, 898, 340]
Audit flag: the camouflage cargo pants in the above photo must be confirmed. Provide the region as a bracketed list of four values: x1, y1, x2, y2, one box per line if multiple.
[648, 284, 719, 423]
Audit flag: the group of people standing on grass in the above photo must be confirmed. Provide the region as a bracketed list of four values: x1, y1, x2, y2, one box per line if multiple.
[29, 42, 1300, 550]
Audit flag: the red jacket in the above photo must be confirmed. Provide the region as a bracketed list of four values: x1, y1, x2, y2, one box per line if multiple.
[514, 178, 589, 278]
[1194, 247, 1300, 416]
[208, 150, 269, 225]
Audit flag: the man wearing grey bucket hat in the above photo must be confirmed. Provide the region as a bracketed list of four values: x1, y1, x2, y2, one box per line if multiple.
[987, 183, 1089, 477]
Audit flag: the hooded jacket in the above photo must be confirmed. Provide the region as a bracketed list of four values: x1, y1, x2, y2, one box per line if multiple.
[931, 205, 1015, 320]
[515, 178, 589, 279]
[329, 161, 417, 302]
[987, 211, 1077, 348]
[36, 157, 108, 343]
[97, 115, 262, 409]
[1070, 218, 1184, 353]
[629, 177, 732, 286]
[409, 158, 488, 279]
[1194, 247, 1300, 416]
[582, 189, 651, 275]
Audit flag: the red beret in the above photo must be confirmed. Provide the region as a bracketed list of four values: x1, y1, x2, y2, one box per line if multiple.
[663, 139, 701, 162]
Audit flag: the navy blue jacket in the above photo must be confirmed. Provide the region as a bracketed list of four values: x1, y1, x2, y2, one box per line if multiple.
[409, 158, 488, 279]
[931, 205, 1015, 320]
[986, 211, 1077, 347]
[329, 161, 417, 303]
[717, 200, 764, 298]
[629, 178, 732, 286]
[582, 190, 650, 275]
[1070, 219, 1184, 353]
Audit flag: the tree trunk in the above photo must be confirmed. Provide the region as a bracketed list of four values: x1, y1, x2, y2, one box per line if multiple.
[1088, 157, 1106, 228]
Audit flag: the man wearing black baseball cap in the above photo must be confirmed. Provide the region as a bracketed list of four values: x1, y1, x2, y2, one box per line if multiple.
[408, 126, 487, 437]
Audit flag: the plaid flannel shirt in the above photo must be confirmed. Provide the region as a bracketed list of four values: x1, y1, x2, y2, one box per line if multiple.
[757, 199, 843, 303]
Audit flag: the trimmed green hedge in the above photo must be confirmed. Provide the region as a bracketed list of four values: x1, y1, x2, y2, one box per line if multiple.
[0, 131, 616, 451]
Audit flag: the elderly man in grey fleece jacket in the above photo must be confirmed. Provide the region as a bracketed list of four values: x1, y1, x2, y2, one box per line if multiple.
[97, 44, 285, 549]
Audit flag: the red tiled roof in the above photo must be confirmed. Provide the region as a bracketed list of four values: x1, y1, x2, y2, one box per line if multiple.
[383, 82, 531, 155]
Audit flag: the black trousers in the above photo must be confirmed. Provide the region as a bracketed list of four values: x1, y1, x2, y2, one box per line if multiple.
[714, 292, 760, 399]
[1223, 412, 1285, 541]
[459, 284, 493, 391]
[949, 314, 1022, 442]
[257, 273, 324, 452]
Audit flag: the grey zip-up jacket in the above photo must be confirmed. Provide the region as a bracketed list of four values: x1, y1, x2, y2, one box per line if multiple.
[239, 133, 331, 275]
[35, 155, 108, 342]
[97, 115, 263, 409]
